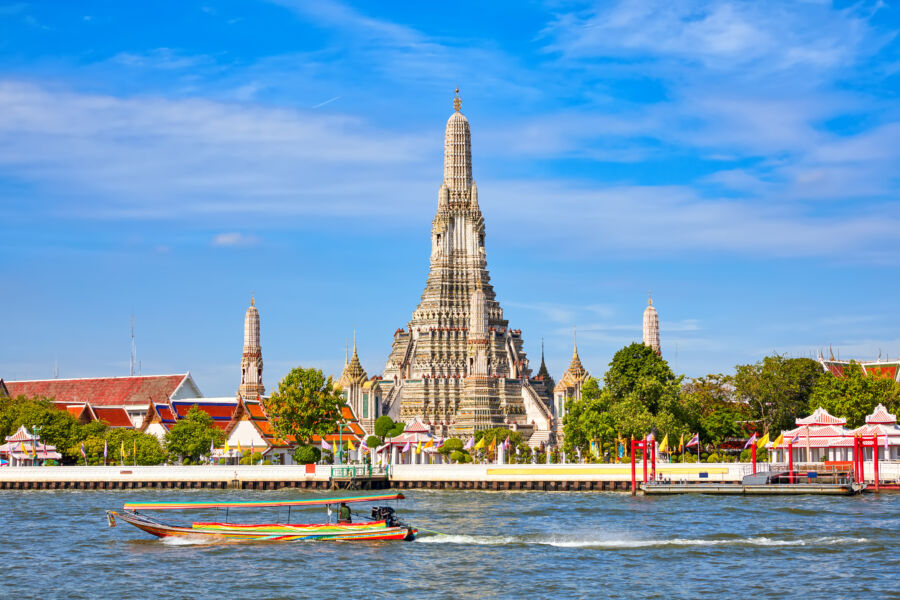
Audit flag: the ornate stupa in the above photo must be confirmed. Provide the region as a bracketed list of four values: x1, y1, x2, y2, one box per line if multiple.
[553, 330, 590, 440]
[643, 293, 660, 354]
[239, 297, 265, 400]
[380, 91, 552, 440]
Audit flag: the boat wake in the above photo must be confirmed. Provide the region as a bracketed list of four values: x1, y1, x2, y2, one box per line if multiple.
[415, 534, 869, 549]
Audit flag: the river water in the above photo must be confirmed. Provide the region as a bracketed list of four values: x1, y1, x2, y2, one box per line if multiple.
[2, 489, 898, 599]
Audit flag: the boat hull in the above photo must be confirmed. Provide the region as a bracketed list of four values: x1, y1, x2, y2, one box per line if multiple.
[108, 511, 417, 542]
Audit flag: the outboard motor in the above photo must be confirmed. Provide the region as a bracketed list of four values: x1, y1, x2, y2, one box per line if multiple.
[370, 506, 400, 527]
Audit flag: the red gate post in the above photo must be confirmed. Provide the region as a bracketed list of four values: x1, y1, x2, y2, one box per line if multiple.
[630, 440, 636, 496]
[788, 442, 794, 484]
[651, 441, 656, 482]
[751, 444, 757, 475]
[854, 436, 862, 485]
[642, 441, 648, 483]
[873, 434, 880, 492]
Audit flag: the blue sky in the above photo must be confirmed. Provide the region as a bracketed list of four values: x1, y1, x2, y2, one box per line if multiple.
[1, 0, 899, 396]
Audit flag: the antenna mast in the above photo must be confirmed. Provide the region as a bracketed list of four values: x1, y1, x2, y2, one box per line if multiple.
[130, 314, 136, 377]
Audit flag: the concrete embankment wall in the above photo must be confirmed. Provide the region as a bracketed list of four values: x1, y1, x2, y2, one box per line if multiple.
[388, 463, 747, 491]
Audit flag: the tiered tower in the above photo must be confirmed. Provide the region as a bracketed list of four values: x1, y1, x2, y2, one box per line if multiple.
[239, 297, 265, 400]
[381, 91, 549, 438]
[643, 294, 660, 354]
[553, 330, 590, 440]
[336, 332, 380, 433]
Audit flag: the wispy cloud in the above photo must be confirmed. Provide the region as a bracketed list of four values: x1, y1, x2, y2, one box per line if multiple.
[211, 232, 258, 247]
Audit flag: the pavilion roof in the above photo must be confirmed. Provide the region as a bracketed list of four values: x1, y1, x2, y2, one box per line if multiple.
[5, 425, 35, 442]
[796, 407, 846, 426]
[865, 403, 897, 425]
[5, 374, 192, 407]
[172, 398, 238, 430]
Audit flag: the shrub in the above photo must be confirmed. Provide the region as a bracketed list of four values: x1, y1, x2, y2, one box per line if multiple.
[293, 444, 321, 465]
[374, 416, 395, 439]
[441, 438, 464, 455]
[366, 435, 381, 449]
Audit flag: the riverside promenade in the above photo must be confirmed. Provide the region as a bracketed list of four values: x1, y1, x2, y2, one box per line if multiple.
[8, 461, 896, 491]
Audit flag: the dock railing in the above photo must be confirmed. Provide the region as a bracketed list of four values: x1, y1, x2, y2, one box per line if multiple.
[330, 465, 389, 479]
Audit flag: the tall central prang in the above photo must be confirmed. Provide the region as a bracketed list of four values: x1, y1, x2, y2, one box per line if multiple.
[380, 91, 554, 442]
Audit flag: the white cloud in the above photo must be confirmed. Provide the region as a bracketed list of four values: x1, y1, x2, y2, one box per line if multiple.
[211, 232, 259, 247]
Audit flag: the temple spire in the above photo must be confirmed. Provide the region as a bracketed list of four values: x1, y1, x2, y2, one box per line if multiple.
[643, 293, 661, 355]
[443, 89, 472, 192]
[454, 87, 461, 112]
[239, 296, 264, 399]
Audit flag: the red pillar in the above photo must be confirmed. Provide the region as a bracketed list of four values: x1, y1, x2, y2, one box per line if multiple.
[651, 441, 656, 481]
[630, 440, 636, 496]
[788, 443, 794, 484]
[873, 435, 880, 492]
[642, 441, 647, 483]
[751, 444, 757, 475]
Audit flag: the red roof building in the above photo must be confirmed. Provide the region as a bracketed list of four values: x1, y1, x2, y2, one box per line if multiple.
[819, 357, 900, 382]
[5, 374, 202, 428]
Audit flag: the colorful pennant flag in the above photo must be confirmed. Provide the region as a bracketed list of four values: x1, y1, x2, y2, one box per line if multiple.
[321, 439, 332, 451]
[771, 433, 784, 449]
[464, 437, 474, 450]
[744, 433, 758, 449]
[659, 434, 668, 453]
[756, 433, 769, 448]
[473, 437, 485, 450]
[488, 437, 496, 453]
[686, 433, 700, 448]
[347, 439, 355, 451]
[424, 438, 434, 448]
[401, 440, 410, 453]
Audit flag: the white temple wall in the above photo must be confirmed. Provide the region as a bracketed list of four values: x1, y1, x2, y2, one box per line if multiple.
[227, 420, 267, 450]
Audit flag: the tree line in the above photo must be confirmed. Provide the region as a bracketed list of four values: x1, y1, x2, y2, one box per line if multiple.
[562, 343, 900, 461]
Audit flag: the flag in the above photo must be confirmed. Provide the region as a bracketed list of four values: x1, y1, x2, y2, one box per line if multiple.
[686, 433, 699, 448]
[646, 432, 654, 442]
[424, 438, 434, 448]
[104, 440, 108, 459]
[503, 436, 510, 450]
[756, 433, 769, 448]
[679, 433, 684, 453]
[464, 437, 474, 450]
[133, 440, 137, 459]
[360, 437, 369, 452]
[321, 439, 332, 451]
[473, 437, 485, 450]
[347, 438, 355, 451]
[210, 439, 215, 457]
[401, 440, 410, 453]
[121, 440, 125, 461]
[744, 433, 758, 449]
[224, 439, 230, 452]
[771, 433, 784, 449]
[415, 441, 422, 455]
[659, 434, 668, 453]
[884, 432, 890, 451]
[789, 432, 800, 445]
[80, 442, 86, 458]
[237, 440, 243, 454]
[488, 437, 496, 453]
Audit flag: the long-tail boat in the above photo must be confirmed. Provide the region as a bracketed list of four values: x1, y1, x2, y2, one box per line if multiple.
[106, 493, 417, 542]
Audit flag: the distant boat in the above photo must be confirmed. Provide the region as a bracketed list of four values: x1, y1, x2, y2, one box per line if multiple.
[106, 493, 417, 542]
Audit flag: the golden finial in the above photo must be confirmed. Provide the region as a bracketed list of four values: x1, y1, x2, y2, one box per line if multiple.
[648, 292, 652, 306]
[453, 88, 461, 112]
[250, 294, 255, 307]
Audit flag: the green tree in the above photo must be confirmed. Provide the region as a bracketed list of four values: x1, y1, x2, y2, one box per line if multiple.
[604, 343, 679, 405]
[439, 438, 464, 456]
[808, 362, 900, 427]
[365, 435, 381, 449]
[106, 428, 166, 465]
[734, 355, 823, 435]
[293, 444, 321, 464]
[264, 367, 345, 445]
[0, 395, 84, 462]
[374, 416, 396, 440]
[164, 406, 225, 463]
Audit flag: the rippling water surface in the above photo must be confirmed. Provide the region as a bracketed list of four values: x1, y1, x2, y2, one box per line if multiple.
[3, 489, 899, 599]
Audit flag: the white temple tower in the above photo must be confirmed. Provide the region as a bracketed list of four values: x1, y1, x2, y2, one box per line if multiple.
[239, 297, 265, 400]
[643, 294, 661, 355]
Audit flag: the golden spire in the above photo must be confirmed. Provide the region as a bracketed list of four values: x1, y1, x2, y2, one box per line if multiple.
[250, 295, 255, 307]
[453, 88, 461, 112]
[648, 292, 652, 306]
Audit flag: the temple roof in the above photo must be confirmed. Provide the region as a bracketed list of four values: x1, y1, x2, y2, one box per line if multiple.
[555, 332, 589, 392]
[5, 374, 193, 407]
[866, 403, 897, 425]
[337, 335, 368, 388]
[795, 406, 846, 426]
[5, 425, 36, 442]
[93, 406, 133, 428]
[172, 397, 239, 430]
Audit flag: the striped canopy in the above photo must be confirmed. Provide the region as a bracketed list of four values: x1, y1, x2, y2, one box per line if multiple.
[123, 493, 405, 511]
